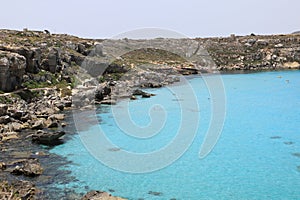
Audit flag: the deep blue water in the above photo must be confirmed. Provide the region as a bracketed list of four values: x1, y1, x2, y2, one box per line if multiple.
[50, 70, 300, 200]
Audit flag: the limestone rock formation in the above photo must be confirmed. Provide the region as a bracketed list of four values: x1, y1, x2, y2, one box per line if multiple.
[0, 50, 26, 92]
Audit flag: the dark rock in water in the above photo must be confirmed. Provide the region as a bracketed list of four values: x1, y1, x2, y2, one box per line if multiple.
[108, 189, 115, 193]
[11, 158, 43, 177]
[292, 153, 300, 158]
[148, 191, 163, 196]
[132, 89, 145, 96]
[297, 166, 300, 172]
[270, 136, 281, 139]
[284, 141, 294, 145]
[130, 95, 137, 100]
[108, 148, 121, 152]
[32, 130, 65, 145]
[132, 89, 154, 98]
[142, 93, 151, 98]
[81, 190, 125, 200]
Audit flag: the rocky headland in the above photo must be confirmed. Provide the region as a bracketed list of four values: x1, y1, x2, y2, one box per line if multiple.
[0, 29, 300, 199]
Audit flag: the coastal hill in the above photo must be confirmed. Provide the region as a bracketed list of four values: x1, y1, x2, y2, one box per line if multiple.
[1, 29, 300, 93]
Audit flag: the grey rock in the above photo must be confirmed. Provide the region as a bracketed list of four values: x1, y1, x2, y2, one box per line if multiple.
[32, 130, 65, 145]
[41, 48, 61, 73]
[0, 51, 26, 92]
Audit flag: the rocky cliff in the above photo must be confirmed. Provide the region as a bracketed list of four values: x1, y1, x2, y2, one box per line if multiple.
[200, 34, 300, 71]
[1, 29, 300, 92]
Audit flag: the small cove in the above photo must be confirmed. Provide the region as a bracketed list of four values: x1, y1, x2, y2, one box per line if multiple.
[50, 70, 300, 199]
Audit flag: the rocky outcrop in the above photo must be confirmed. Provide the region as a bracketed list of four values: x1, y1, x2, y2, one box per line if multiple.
[0, 50, 26, 92]
[0, 45, 41, 73]
[201, 34, 300, 71]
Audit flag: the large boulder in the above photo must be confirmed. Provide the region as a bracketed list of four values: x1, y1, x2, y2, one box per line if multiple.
[0, 50, 26, 92]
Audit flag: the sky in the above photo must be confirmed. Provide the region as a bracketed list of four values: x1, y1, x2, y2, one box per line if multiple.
[1, 0, 299, 39]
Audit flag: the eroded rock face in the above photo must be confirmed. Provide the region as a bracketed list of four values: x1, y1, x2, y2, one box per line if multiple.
[41, 48, 61, 73]
[0, 45, 41, 73]
[0, 50, 26, 92]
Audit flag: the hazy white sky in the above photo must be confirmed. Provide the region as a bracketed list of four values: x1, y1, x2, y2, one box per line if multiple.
[1, 0, 299, 39]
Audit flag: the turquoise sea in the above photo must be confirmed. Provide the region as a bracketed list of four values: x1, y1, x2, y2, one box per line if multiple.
[50, 70, 300, 200]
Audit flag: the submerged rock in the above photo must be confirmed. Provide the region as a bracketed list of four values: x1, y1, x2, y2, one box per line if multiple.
[270, 136, 281, 139]
[292, 153, 300, 158]
[148, 191, 163, 196]
[284, 141, 294, 145]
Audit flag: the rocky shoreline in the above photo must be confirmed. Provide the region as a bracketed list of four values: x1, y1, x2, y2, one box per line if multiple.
[1, 29, 300, 199]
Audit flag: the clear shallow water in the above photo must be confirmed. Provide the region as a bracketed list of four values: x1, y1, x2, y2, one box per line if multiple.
[51, 71, 300, 200]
